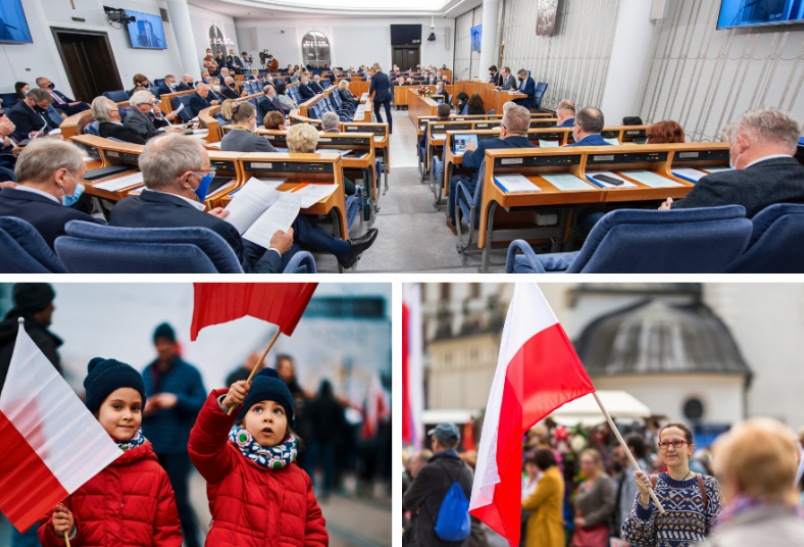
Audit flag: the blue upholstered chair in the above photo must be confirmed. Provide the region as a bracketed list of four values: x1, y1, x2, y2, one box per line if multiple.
[0, 217, 66, 273]
[102, 90, 130, 103]
[505, 205, 752, 273]
[534, 82, 548, 111]
[725, 203, 804, 273]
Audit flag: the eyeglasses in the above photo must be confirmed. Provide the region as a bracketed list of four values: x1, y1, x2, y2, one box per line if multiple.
[657, 440, 693, 450]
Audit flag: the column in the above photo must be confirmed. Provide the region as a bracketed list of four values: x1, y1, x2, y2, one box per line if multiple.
[166, 0, 202, 80]
[478, 0, 500, 82]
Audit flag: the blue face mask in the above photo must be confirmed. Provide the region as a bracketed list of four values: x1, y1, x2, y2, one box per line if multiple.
[194, 171, 214, 202]
[62, 173, 85, 206]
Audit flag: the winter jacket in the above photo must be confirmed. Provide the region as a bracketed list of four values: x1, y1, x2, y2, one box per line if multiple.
[188, 389, 328, 547]
[0, 314, 62, 391]
[37, 441, 182, 547]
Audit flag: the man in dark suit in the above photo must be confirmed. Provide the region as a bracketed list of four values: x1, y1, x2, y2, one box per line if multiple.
[512, 69, 536, 110]
[176, 74, 195, 92]
[125, 91, 183, 141]
[258, 85, 284, 114]
[35, 77, 90, 116]
[554, 101, 575, 128]
[446, 105, 537, 234]
[0, 139, 104, 248]
[189, 84, 219, 117]
[661, 108, 804, 218]
[369, 63, 393, 134]
[564, 107, 611, 147]
[489, 65, 504, 86]
[298, 74, 316, 101]
[8, 89, 59, 142]
[499, 67, 517, 91]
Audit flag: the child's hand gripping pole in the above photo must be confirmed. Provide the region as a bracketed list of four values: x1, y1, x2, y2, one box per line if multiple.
[226, 329, 281, 416]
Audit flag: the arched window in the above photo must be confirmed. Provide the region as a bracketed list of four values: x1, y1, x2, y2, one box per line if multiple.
[301, 31, 331, 69]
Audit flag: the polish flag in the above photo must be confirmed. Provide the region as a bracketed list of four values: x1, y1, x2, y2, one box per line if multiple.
[0, 320, 121, 532]
[469, 284, 595, 546]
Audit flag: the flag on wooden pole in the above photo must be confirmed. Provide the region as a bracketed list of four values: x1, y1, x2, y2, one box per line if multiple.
[0, 320, 121, 533]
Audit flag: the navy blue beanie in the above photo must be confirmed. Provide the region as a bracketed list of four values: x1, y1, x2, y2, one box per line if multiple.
[153, 323, 176, 344]
[84, 357, 147, 414]
[236, 368, 295, 429]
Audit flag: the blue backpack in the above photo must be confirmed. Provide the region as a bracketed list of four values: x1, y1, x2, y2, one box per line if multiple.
[434, 467, 471, 542]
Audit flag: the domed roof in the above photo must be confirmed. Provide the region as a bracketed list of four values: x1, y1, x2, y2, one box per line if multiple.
[574, 300, 751, 377]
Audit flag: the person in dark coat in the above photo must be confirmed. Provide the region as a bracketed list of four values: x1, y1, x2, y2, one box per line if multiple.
[305, 380, 347, 499]
[141, 322, 205, 547]
[660, 107, 804, 218]
[403, 424, 474, 547]
[369, 63, 393, 133]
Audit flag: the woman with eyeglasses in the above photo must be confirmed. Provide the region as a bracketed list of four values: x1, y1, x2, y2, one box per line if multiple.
[622, 423, 722, 547]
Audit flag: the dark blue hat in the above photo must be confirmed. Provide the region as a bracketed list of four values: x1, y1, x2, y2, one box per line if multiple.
[236, 368, 295, 429]
[84, 357, 146, 414]
[153, 323, 176, 343]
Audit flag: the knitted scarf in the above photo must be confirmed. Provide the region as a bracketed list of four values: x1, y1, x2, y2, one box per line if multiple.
[229, 426, 298, 469]
[115, 427, 147, 451]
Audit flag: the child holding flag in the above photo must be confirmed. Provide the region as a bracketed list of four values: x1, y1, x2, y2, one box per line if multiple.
[188, 368, 328, 547]
[37, 357, 183, 547]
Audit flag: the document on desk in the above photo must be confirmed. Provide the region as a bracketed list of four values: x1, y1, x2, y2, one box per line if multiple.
[224, 177, 289, 235]
[242, 193, 301, 249]
[585, 170, 637, 189]
[93, 172, 145, 192]
[621, 170, 682, 188]
[494, 174, 541, 193]
[541, 173, 594, 191]
[291, 183, 338, 208]
[671, 167, 708, 183]
[539, 140, 560, 148]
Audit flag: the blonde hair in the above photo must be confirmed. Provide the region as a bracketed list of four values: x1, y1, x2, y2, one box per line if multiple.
[338, 80, 349, 90]
[287, 123, 319, 153]
[712, 418, 799, 503]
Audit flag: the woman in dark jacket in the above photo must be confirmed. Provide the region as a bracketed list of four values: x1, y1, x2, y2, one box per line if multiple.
[467, 93, 486, 116]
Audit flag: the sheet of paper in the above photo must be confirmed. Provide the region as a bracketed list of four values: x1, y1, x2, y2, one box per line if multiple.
[703, 166, 731, 174]
[93, 172, 145, 192]
[585, 170, 638, 189]
[494, 174, 541, 193]
[243, 192, 301, 248]
[292, 183, 338, 208]
[539, 140, 560, 148]
[223, 177, 285, 234]
[620, 170, 682, 188]
[672, 167, 708, 182]
[541, 173, 594, 192]
[603, 138, 621, 146]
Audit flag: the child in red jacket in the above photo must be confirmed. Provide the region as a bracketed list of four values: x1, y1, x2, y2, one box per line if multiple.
[189, 368, 328, 547]
[38, 357, 183, 547]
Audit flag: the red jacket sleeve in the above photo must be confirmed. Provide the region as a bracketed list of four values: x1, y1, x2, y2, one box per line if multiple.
[153, 467, 183, 547]
[303, 471, 328, 547]
[38, 501, 83, 547]
[188, 389, 239, 485]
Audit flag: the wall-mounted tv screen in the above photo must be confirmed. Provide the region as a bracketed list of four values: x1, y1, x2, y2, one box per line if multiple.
[717, 0, 804, 30]
[124, 9, 166, 49]
[0, 0, 33, 44]
[391, 24, 421, 46]
[471, 25, 482, 51]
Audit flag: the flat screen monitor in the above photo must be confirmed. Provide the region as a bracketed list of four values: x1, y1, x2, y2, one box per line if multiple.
[717, 0, 804, 29]
[471, 25, 482, 51]
[125, 9, 167, 49]
[0, 0, 32, 44]
[391, 24, 421, 46]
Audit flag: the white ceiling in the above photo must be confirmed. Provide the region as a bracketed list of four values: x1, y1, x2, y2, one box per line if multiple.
[189, 0, 482, 20]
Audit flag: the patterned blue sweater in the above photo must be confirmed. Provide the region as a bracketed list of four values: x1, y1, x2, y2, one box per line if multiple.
[621, 472, 722, 547]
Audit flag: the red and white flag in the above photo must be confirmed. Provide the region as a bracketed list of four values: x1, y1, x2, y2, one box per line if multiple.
[0, 320, 121, 532]
[469, 284, 595, 546]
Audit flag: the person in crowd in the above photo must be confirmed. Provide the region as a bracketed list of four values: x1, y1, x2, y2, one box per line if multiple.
[274, 82, 297, 114]
[110, 134, 294, 273]
[447, 106, 536, 234]
[321, 111, 340, 133]
[564, 107, 610, 147]
[298, 74, 316, 101]
[370, 63, 393, 134]
[176, 73, 195, 91]
[337, 80, 360, 109]
[622, 422, 722, 547]
[466, 93, 485, 115]
[309, 75, 325, 94]
[189, 83, 219, 116]
[129, 73, 151, 97]
[213, 50, 227, 75]
[92, 97, 146, 145]
[555, 103, 576, 128]
[660, 108, 804, 217]
[14, 81, 29, 101]
[125, 91, 182, 140]
[512, 69, 536, 110]
[489, 65, 504, 86]
[189, 368, 328, 547]
[499, 66, 517, 90]
[220, 100, 276, 153]
[219, 77, 243, 100]
[263, 110, 287, 130]
[646, 120, 685, 144]
[158, 74, 179, 96]
[202, 48, 218, 76]
[522, 448, 565, 547]
[305, 379, 347, 500]
[612, 434, 650, 538]
[288, 123, 359, 197]
[8, 88, 58, 141]
[35, 76, 90, 115]
[37, 356, 183, 547]
[225, 350, 262, 386]
[226, 48, 244, 74]
[141, 323, 206, 547]
[258, 84, 284, 114]
[572, 449, 615, 547]
[403, 424, 473, 547]
[701, 418, 804, 546]
[0, 139, 102, 248]
[432, 81, 449, 104]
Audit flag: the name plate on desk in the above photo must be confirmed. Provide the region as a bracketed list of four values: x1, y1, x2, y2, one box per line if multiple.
[674, 149, 730, 161]
[244, 161, 334, 173]
[587, 152, 668, 164]
[495, 155, 581, 168]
